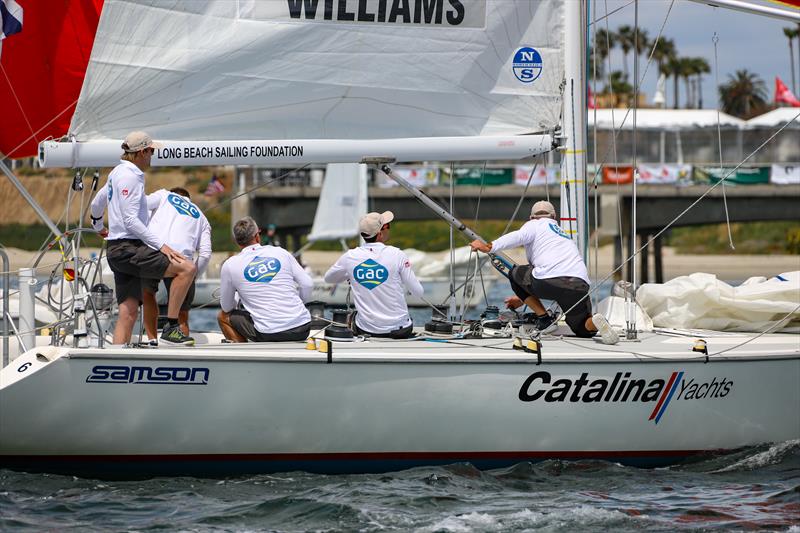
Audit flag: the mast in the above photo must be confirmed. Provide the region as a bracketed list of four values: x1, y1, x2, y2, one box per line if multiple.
[562, 0, 589, 261]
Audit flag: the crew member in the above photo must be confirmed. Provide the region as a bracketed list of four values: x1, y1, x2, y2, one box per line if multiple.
[217, 217, 313, 342]
[324, 211, 423, 339]
[469, 200, 618, 344]
[140, 187, 212, 342]
[89, 131, 196, 345]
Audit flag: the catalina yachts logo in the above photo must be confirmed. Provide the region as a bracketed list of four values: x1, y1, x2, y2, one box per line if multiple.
[168, 193, 201, 218]
[354, 259, 388, 290]
[244, 256, 281, 283]
[513, 46, 542, 83]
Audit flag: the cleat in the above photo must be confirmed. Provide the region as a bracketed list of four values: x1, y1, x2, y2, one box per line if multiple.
[592, 313, 619, 345]
[160, 324, 195, 346]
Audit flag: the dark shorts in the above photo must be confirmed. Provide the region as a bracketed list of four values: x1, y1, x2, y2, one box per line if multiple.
[144, 277, 196, 311]
[106, 239, 169, 304]
[229, 309, 311, 342]
[353, 322, 414, 339]
[509, 265, 593, 337]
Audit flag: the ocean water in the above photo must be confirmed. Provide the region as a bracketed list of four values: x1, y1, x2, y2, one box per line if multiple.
[1, 442, 798, 532]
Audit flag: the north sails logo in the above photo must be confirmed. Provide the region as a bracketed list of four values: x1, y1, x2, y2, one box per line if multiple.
[167, 193, 201, 219]
[519, 371, 733, 424]
[512, 46, 542, 83]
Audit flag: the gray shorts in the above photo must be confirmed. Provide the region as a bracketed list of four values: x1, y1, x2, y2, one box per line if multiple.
[106, 239, 169, 304]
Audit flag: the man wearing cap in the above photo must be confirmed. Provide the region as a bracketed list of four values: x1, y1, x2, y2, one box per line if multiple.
[89, 131, 197, 345]
[469, 200, 618, 344]
[324, 211, 424, 339]
[217, 216, 313, 342]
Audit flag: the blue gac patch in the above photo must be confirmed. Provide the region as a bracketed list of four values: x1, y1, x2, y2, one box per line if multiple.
[244, 256, 281, 283]
[512, 46, 543, 83]
[353, 259, 388, 290]
[548, 223, 570, 240]
[167, 193, 201, 218]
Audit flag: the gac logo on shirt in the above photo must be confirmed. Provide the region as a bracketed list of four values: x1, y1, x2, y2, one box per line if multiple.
[548, 222, 570, 240]
[244, 256, 281, 283]
[353, 259, 388, 290]
[168, 193, 201, 219]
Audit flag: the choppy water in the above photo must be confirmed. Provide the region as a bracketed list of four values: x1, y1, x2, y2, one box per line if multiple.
[1, 442, 798, 532]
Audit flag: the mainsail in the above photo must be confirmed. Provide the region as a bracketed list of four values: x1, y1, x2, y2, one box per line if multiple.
[68, 0, 566, 143]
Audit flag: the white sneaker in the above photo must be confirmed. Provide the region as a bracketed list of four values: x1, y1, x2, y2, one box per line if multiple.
[592, 313, 619, 345]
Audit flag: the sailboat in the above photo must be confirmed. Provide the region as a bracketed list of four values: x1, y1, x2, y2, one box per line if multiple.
[1, 0, 798, 477]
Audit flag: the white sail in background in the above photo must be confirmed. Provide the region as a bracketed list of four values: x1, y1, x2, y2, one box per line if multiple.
[307, 163, 368, 241]
[69, 0, 566, 143]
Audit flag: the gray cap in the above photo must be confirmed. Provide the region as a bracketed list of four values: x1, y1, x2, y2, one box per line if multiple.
[359, 211, 394, 238]
[530, 200, 556, 219]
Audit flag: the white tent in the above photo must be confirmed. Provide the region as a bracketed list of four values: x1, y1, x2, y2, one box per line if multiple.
[588, 108, 745, 130]
[746, 108, 800, 128]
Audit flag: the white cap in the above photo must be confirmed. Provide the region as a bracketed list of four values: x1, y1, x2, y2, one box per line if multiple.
[121, 131, 163, 153]
[531, 200, 556, 219]
[359, 211, 394, 238]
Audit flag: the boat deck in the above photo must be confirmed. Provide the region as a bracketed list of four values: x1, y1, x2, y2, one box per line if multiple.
[57, 325, 800, 364]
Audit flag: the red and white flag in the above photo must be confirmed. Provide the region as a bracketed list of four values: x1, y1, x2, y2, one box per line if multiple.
[204, 174, 225, 196]
[775, 77, 800, 107]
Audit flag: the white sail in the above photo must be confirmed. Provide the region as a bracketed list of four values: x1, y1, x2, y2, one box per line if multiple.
[307, 163, 368, 241]
[68, 0, 566, 143]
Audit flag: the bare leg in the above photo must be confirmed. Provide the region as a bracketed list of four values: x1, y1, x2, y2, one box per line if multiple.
[217, 310, 247, 342]
[163, 261, 197, 320]
[142, 288, 159, 340]
[523, 295, 547, 316]
[178, 310, 190, 336]
[114, 297, 139, 344]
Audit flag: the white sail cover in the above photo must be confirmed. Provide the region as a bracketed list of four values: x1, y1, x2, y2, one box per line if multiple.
[307, 163, 367, 241]
[69, 0, 565, 142]
[637, 272, 800, 333]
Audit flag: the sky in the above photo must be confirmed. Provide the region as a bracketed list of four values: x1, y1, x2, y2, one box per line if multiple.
[592, 0, 799, 108]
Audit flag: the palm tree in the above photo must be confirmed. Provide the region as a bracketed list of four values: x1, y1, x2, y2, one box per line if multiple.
[594, 28, 616, 84]
[678, 57, 695, 108]
[784, 27, 799, 95]
[690, 57, 710, 108]
[666, 55, 683, 109]
[719, 69, 767, 118]
[616, 25, 635, 77]
[606, 71, 633, 107]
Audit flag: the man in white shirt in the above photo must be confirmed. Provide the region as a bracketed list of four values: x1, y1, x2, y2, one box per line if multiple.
[470, 200, 617, 344]
[89, 131, 197, 345]
[217, 217, 313, 342]
[324, 211, 423, 339]
[140, 187, 212, 342]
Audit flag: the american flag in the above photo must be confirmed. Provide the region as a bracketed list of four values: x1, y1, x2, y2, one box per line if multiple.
[0, 0, 23, 59]
[204, 174, 225, 196]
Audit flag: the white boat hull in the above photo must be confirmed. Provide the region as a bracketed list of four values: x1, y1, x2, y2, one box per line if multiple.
[1, 330, 797, 476]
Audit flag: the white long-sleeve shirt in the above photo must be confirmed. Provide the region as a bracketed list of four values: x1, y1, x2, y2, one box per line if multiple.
[220, 244, 313, 333]
[324, 242, 424, 333]
[89, 161, 162, 250]
[92, 185, 213, 275]
[491, 218, 589, 283]
[146, 189, 213, 276]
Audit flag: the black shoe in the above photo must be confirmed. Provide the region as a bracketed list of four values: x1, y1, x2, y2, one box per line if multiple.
[160, 324, 195, 346]
[534, 311, 559, 334]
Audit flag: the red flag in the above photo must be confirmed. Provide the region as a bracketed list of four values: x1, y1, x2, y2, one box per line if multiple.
[588, 86, 596, 109]
[204, 175, 225, 196]
[0, 0, 104, 158]
[775, 77, 800, 107]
